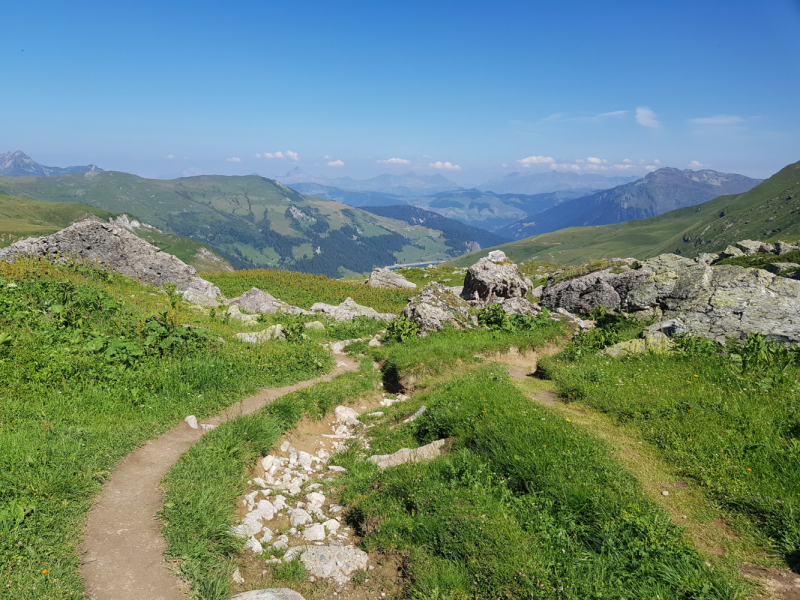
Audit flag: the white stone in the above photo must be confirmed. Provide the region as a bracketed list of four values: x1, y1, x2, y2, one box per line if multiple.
[280, 441, 290, 452]
[253, 499, 275, 520]
[232, 568, 245, 584]
[252, 477, 268, 489]
[184, 415, 198, 429]
[306, 492, 325, 506]
[272, 535, 289, 550]
[260, 527, 274, 543]
[487, 250, 507, 263]
[245, 537, 263, 554]
[283, 545, 369, 584]
[290, 508, 312, 527]
[262, 455, 276, 471]
[323, 519, 340, 533]
[273, 496, 287, 511]
[303, 523, 326, 541]
[297, 451, 313, 470]
[328, 466, 346, 473]
[334, 405, 359, 426]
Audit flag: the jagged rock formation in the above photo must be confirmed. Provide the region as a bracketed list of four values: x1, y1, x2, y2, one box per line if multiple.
[541, 248, 800, 346]
[310, 297, 395, 321]
[366, 267, 417, 289]
[0, 219, 219, 299]
[461, 253, 534, 303]
[402, 282, 474, 332]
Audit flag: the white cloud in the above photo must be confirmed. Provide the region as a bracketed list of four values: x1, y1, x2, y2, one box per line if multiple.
[327, 159, 345, 167]
[635, 106, 660, 128]
[622, 158, 633, 164]
[599, 110, 628, 117]
[226, 157, 242, 163]
[645, 165, 657, 171]
[688, 160, 706, 169]
[654, 159, 660, 164]
[688, 115, 743, 126]
[429, 161, 461, 171]
[586, 157, 607, 165]
[286, 150, 298, 161]
[377, 157, 411, 165]
[422, 154, 433, 159]
[517, 155, 555, 167]
[166, 154, 175, 160]
[257, 150, 298, 161]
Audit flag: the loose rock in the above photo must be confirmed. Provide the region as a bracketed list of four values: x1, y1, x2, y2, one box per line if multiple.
[367, 267, 417, 289]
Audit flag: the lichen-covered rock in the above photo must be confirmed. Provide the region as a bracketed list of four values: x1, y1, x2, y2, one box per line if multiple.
[720, 245, 745, 258]
[367, 267, 417, 289]
[765, 262, 800, 274]
[461, 257, 533, 302]
[641, 253, 696, 272]
[0, 219, 220, 298]
[695, 252, 719, 265]
[735, 240, 773, 255]
[226, 287, 308, 315]
[487, 250, 507, 262]
[484, 296, 541, 316]
[775, 241, 798, 255]
[310, 297, 394, 321]
[541, 268, 653, 314]
[603, 331, 673, 357]
[402, 283, 473, 332]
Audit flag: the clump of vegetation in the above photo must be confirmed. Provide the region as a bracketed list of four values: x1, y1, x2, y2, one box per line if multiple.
[336, 366, 743, 599]
[477, 303, 551, 332]
[0, 256, 332, 598]
[384, 314, 419, 342]
[561, 307, 646, 360]
[550, 259, 634, 285]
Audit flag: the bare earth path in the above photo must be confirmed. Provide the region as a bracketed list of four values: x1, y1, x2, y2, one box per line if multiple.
[79, 356, 360, 600]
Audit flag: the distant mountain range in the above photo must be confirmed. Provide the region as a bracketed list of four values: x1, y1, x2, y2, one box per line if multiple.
[0, 172, 501, 277]
[0, 151, 102, 177]
[477, 171, 637, 195]
[497, 167, 762, 240]
[448, 161, 798, 268]
[278, 169, 460, 196]
[288, 182, 591, 232]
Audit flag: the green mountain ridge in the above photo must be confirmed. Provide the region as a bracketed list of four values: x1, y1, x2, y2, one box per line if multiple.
[448, 160, 800, 267]
[0, 172, 484, 277]
[0, 193, 233, 272]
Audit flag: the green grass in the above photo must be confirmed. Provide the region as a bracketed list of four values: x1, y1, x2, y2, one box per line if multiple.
[447, 160, 800, 267]
[205, 268, 413, 314]
[0, 258, 333, 599]
[334, 366, 746, 599]
[539, 335, 800, 563]
[159, 363, 379, 599]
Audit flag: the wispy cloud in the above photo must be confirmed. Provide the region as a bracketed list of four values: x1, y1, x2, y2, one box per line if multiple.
[599, 110, 628, 118]
[378, 157, 411, 165]
[688, 160, 706, 169]
[586, 157, 607, 165]
[327, 159, 345, 167]
[166, 154, 175, 159]
[635, 107, 660, 128]
[518, 155, 555, 167]
[226, 157, 242, 163]
[688, 115, 744, 126]
[429, 161, 461, 171]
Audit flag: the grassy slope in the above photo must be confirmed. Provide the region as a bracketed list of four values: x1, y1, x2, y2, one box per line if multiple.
[0, 259, 339, 599]
[448, 160, 800, 267]
[0, 173, 456, 272]
[0, 192, 232, 272]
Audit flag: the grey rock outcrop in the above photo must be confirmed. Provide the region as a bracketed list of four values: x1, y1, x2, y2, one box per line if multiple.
[235, 325, 287, 344]
[226, 287, 308, 315]
[603, 330, 674, 357]
[483, 296, 542, 316]
[775, 241, 798, 255]
[310, 297, 395, 321]
[543, 257, 800, 346]
[402, 283, 474, 332]
[0, 219, 220, 299]
[368, 438, 446, 469]
[461, 257, 533, 303]
[367, 267, 417, 289]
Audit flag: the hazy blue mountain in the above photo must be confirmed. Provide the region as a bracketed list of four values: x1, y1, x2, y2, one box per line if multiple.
[287, 182, 409, 207]
[497, 167, 763, 239]
[361, 205, 510, 253]
[478, 170, 637, 195]
[279, 169, 460, 196]
[0, 151, 102, 177]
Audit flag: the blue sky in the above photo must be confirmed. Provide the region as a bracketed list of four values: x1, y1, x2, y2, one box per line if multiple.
[2, 0, 799, 183]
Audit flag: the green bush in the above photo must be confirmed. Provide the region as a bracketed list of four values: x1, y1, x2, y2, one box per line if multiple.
[385, 314, 419, 342]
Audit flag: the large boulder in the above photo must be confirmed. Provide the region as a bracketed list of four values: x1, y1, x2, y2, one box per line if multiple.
[226, 287, 308, 315]
[543, 255, 800, 346]
[0, 219, 220, 300]
[310, 297, 395, 321]
[402, 282, 473, 332]
[367, 267, 417, 289]
[461, 257, 533, 302]
[541, 268, 653, 315]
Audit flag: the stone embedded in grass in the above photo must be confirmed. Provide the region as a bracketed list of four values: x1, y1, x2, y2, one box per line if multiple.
[184, 415, 198, 429]
[303, 320, 326, 330]
[232, 568, 245, 584]
[235, 325, 287, 344]
[368, 438, 447, 470]
[328, 466, 346, 473]
[403, 406, 427, 424]
[245, 537, 263, 554]
[229, 588, 306, 600]
[306, 492, 325, 506]
[323, 519, 340, 533]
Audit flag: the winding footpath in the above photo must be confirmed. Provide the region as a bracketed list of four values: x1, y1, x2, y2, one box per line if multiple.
[79, 357, 360, 600]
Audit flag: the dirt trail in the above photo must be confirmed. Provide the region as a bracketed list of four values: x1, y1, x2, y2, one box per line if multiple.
[503, 361, 800, 600]
[79, 356, 360, 600]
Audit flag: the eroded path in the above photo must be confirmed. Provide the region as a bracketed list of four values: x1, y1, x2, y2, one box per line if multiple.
[79, 356, 359, 600]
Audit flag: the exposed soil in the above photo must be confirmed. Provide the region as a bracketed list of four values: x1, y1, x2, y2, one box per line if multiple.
[79, 356, 359, 600]
[741, 563, 800, 600]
